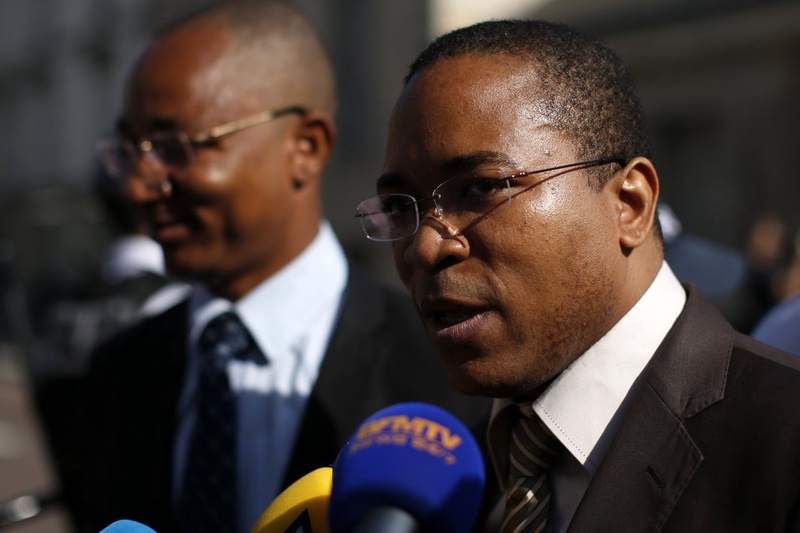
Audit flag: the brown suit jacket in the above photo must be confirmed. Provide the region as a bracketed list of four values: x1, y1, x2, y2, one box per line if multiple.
[567, 286, 800, 532]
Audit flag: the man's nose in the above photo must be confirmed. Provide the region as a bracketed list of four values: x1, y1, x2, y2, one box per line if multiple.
[401, 209, 467, 270]
[125, 153, 172, 203]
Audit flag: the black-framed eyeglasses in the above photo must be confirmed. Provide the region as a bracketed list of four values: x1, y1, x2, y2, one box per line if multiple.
[355, 155, 625, 242]
[96, 105, 306, 183]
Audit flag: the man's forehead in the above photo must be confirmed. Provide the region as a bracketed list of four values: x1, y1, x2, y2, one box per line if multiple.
[139, 24, 230, 73]
[122, 32, 260, 131]
[383, 53, 572, 185]
[391, 60, 554, 138]
[406, 52, 537, 95]
[395, 54, 547, 127]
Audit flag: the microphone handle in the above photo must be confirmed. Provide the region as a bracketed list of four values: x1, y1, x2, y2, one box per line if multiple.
[349, 505, 421, 533]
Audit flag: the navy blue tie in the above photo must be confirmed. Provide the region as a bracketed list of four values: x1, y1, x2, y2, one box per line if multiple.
[179, 311, 266, 533]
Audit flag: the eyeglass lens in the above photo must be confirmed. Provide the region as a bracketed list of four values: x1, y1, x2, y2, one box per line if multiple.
[356, 170, 510, 241]
[357, 194, 420, 242]
[146, 131, 194, 168]
[99, 131, 194, 178]
[434, 170, 510, 219]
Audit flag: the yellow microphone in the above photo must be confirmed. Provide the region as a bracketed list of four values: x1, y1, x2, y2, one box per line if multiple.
[250, 467, 332, 533]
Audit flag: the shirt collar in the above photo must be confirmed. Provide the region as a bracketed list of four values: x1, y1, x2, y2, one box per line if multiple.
[188, 221, 348, 363]
[101, 234, 165, 283]
[492, 261, 686, 474]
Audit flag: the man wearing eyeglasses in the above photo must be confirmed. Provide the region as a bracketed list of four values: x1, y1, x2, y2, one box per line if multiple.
[357, 19, 800, 532]
[67, 2, 491, 533]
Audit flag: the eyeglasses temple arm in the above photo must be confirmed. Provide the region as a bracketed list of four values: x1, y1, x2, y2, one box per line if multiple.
[190, 106, 307, 143]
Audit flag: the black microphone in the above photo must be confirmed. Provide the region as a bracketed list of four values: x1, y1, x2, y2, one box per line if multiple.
[342, 506, 419, 533]
[328, 402, 486, 533]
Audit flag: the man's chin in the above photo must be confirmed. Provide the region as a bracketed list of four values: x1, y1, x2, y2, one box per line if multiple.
[445, 362, 511, 398]
[163, 250, 213, 282]
[445, 360, 547, 399]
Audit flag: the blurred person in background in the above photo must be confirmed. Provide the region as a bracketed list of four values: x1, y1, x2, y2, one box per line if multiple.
[66, 1, 491, 532]
[31, 165, 181, 383]
[30, 164, 188, 517]
[750, 222, 800, 355]
[744, 212, 794, 310]
[751, 289, 800, 355]
[659, 204, 772, 333]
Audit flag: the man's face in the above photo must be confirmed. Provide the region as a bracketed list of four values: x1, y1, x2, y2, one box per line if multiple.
[121, 25, 304, 298]
[383, 54, 629, 398]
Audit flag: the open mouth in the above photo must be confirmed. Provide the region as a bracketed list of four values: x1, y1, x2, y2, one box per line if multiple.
[421, 300, 491, 345]
[430, 310, 477, 328]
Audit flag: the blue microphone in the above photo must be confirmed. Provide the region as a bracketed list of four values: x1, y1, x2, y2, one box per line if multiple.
[99, 519, 157, 532]
[328, 402, 485, 533]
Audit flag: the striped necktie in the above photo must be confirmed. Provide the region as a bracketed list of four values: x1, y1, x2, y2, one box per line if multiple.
[500, 403, 564, 533]
[178, 311, 266, 533]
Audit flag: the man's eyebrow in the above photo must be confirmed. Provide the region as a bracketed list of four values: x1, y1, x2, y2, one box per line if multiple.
[442, 151, 519, 173]
[376, 173, 406, 191]
[151, 118, 180, 130]
[376, 151, 521, 192]
[115, 117, 181, 136]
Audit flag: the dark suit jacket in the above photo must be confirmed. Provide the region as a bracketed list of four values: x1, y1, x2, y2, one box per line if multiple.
[68, 264, 492, 532]
[567, 286, 800, 532]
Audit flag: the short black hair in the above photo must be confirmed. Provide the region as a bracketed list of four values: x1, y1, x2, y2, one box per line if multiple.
[406, 19, 650, 188]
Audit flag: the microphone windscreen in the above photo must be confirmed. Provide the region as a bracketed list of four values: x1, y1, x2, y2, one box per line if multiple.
[329, 402, 485, 533]
[250, 467, 332, 533]
[99, 520, 157, 532]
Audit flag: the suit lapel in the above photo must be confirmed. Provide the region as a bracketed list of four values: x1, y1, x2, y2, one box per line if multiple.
[568, 287, 732, 532]
[283, 264, 385, 484]
[567, 383, 702, 532]
[139, 300, 191, 501]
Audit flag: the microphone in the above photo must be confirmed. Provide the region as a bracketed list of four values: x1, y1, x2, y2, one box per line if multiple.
[328, 402, 485, 533]
[250, 467, 332, 533]
[99, 519, 157, 532]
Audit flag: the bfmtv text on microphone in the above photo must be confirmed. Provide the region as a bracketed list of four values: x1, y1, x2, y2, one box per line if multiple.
[328, 402, 486, 533]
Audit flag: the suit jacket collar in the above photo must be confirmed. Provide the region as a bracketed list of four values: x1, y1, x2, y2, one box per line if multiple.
[282, 263, 388, 484]
[568, 285, 732, 532]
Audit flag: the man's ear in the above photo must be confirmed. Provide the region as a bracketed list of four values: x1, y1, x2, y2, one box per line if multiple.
[289, 110, 336, 190]
[615, 157, 659, 249]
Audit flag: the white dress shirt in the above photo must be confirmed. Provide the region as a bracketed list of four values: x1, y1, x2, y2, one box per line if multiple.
[101, 233, 191, 317]
[101, 234, 166, 283]
[488, 261, 686, 532]
[173, 221, 348, 533]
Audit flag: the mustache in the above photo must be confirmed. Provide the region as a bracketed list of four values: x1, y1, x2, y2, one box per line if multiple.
[412, 274, 494, 309]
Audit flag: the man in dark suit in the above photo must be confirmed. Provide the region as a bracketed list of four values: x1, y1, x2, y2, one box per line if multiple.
[67, 2, 490, 532]
[355, 19, 800, 532]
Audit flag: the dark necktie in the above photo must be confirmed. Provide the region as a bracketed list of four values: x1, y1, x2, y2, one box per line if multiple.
[500, 403, 564, 533]
[178, 311, 265, 533]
